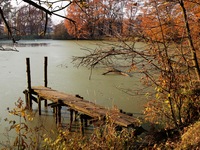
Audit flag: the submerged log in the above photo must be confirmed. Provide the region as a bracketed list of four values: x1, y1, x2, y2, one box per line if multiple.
[102, 67, 132, 77]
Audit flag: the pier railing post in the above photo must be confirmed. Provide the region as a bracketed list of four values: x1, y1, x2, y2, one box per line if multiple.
[44, 56, 48, 107]
[26, 58, 32, 109]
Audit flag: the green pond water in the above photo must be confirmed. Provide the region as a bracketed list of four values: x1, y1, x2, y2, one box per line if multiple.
[0, 40, 148, 146]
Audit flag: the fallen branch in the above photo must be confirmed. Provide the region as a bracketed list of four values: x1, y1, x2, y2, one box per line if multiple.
[102, 67, 132, 77]
[0, 46, 19, 52]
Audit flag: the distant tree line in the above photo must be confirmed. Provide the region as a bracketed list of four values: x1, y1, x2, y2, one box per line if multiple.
[0, 1, 54, 40]
[64, 0, 141, 39]
[12, 5, 53, 39]
[53, 21, 74, 40]
[0, 0, 142, 40]
[0, 1, 71, 40]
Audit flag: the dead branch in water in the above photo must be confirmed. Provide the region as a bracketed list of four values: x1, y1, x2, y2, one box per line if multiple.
[102, 67, 132, 77]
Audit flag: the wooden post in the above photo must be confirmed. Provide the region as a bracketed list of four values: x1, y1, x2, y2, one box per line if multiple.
[38, 97, 41, 115]
[75, 95, 83, 122]
[84, 118, 88, 127]
[70, 109, 74, 130]
[24, 90, 28, 109]
[55, 106, 58, 124]
[80, 114, 84, 136]
[26, 58, 32, 109]
[44, 56, 48, 107]
[57, 105, 62, 125]
[74, 111, 78, 121]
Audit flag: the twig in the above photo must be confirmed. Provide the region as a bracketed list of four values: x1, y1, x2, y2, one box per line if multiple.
[0, 7, 16, 43]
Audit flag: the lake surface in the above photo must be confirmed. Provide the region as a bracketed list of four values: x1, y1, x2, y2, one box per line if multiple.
[0, 40, 148, 146]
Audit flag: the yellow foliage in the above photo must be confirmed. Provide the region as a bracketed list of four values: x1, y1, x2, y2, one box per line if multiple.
[177, 121, 200, 149]
[15, 124, 20, 133]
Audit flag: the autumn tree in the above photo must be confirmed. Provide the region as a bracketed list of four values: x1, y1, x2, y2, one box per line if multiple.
[73, 0, 200, 129]
[65, 0, 107, 39]
[138, 0, 200, 128]
[65, 0, 130, 39]
[64, 1, 89, 39]
[53, 21, 72, 40]
[122, 1, 141, 37]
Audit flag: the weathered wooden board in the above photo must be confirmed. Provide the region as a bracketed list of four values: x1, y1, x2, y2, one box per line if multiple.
[31, 86, 139, 127]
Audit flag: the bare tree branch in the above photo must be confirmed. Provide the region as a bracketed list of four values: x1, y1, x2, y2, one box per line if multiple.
[0, 7, 16, 43]
[22, 0, 52, 15]
[44, 13, 48, 36]
[2, 0, 76, 41]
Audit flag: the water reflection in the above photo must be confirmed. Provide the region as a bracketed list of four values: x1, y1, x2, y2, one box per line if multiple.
[0, 42, 50, 47]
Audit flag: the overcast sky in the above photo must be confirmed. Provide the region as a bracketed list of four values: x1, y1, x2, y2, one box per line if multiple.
[11, 0, 69, 24]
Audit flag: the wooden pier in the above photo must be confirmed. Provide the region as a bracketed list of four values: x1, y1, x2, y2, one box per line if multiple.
[24, 57, 139, 134]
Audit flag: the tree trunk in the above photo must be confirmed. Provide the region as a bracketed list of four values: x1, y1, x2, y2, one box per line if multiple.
[179, 0, 200, 80]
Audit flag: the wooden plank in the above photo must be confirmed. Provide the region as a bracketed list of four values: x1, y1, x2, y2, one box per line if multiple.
[31, 95, 38, 103]
[30, 86, 139, 128]
[108, 111, 139, 127]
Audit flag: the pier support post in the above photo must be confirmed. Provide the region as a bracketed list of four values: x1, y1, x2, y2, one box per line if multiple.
[24, 90, 28, 109]
[84, 118, 88, 127]
[26, 58, 32, 109]
[80, 115, 84, 136]
[38, 97, 41, 115]
[53, 107, 56, 114]
[44, 56, 48, 107]
[75, 95, 83, 121]
[70, 109, 74, 130]
[55, 106, 58, 124]
[74, 111, 78, 121]
[57, 105, 62, 125]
